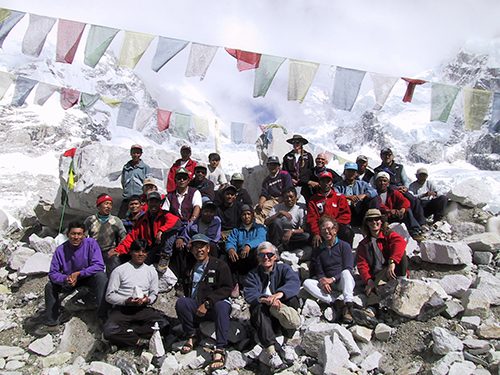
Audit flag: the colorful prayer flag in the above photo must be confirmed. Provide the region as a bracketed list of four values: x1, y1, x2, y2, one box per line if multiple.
[185, 43, 218, 80]
[288, 59, 319, 103]
[370, 73, 398, 110]
[430, 83, 460, 122]
[491, 92, 500, 131]
[79, 92, 100, 109]
[226, 48, 261, 71]
[60, 88, 80, 110]
[193, 116, 209, 137]
[463, 87, 492, 131]
[11, 76, 37, 106]
[34, 82, 58, 105]
[135, 108, 155, 132]
[84, 25, 119, 67]
[118, 31, 155, 69]
[22, 14, 56, 57]
[151, 37, 189, 72]
[56, 19, 86, 64]
[116, 101, 139, 128]
[0, 10, 24, 48]
[231, 122, 245, 144]
[0, 71, 13, 100]
[172, 113, 191, 139]
[101, 96, 122, 107]
[253, 54, 285, 98]
[157, 108, 172, 132]
[331, 67, 366, 111]
[402, 78, 426, 103]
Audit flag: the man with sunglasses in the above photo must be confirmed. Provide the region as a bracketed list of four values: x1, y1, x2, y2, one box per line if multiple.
[189, 163, 215, 201]
[164, 167, 203, 224]
[243, 241, 301, 371]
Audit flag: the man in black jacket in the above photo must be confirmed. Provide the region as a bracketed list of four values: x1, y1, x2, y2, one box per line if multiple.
[175, 234, 232, 371]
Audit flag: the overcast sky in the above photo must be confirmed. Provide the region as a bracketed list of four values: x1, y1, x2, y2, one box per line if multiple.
[1, 0, 499, 128]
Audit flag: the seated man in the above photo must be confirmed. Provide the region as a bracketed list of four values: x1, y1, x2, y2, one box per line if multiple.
[255, 156, 293, 224]
[303, 216, 354, 323]
[243, 241, 301, 371]
[40, 221, 107, 333]
[409, 168, 447, 223]
[166, 145, 197, 193]
[356, 155, 374, 183]
[164, 167, 202, 225]
[122, 195, 145, 233]
[216, 185, 242, 238]
[139, 177, 162, 212]
[103, 239, 169, 348]
[334, 162, 378, 226]
[225, 205, 267, 290]
[215, 172, 252, 207]
[303, 153, 342, 202]
[189, 163, 215, 201]
[307, 171, 354, 247]
[84, 194, 126, 274]
[373, 172, 423, 241]
[265, 187, 310, 255]
[175, 234, 232, 372]
[112, 192, 181, 269]
[207, 152, 228, 191]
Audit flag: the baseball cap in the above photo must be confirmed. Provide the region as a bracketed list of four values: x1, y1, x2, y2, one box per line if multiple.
[266, 156, 280, 164]
[344, 162, 358, 171]
[319, 171, 333, 180]
[375, 171, 390, 180]
[416, 167, 428, 175]
[356, 155, 368, 163]
[231, 173, 244, 181]
[147, 191, 162, 201]
[191, 233, 210, 244]
[380, 147, 393, 155]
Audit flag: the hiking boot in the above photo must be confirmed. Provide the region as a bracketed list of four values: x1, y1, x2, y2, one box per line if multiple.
[342, 303, 354, 324]
[352, 307, 378, 329]
[32, 323, 60, 337]
[410, 231, 425, 242]
[268, 352, 285, 371]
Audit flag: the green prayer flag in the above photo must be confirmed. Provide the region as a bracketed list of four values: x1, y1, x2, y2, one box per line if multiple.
[253, 54, 285, 98]
[431, 83, 460, 122]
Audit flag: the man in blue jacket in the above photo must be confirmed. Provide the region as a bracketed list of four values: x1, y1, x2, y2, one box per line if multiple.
[243, 241, 301, 371]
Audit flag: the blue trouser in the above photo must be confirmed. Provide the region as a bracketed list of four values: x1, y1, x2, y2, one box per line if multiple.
[175, 297, 231, 349]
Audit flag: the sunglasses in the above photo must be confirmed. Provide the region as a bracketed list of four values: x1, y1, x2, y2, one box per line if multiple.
[176, 175, 189, 181]
[366, 217, 382, 222]
[258, 252, 275, 259]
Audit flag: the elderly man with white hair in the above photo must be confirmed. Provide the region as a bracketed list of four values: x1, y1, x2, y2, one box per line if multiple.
[303, 152, 342, 201]
[243, 241, 301, 371]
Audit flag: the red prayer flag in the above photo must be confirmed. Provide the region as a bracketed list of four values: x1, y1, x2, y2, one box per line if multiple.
[56, 19, 86, 64]
[157, 108, 172, 132]
[60, 88, 80, 109]
[225, 48, 261, 71]
[402, 78, 426, 103]
[63, 147, 77, 157]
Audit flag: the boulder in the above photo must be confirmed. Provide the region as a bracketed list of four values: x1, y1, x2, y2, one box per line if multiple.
[319, 333, 349, 375]
[8, 247, 35, 271]
[447, 177, 492, 208]
[41, 352, 72, 368]
[349, 325, 372, 343]
[448, 360, 475, 375]
[159, 354, 180, 375]
[432, 327, 463, 355]
[88, 361, 122, 375]
[19, 253, 52, 275]
[225, 350, 248, 371]
[431, 351, 464, 375]
[28, 334, 54, 356]
[388, 223, 420, 256]
[374, 323, 393, 341]
[301, 323, 337, 357]
[58, 317, 96, 360]
[360, 351, 383, 372]
[420, 241, 472, 265]
[462, 338, 490, 355]
[302, 299, 322, 318]
[486, 216, 500, 235]
[5, 360, 24, 370]
[461, 289, 490, 318]
[476, 322, 500, 339]
[460, 316, 481, 330]
[331, 324, 361, 356]
[438, 274, 472, 298]
[473, 252, 493, 265]
[280, 251, 300, 267]
[463, 232, 500, 253]
[475, 270, 500, 305]
[28, 234, 56, 254]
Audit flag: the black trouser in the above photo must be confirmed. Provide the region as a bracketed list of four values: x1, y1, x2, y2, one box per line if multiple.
[250, 296, 300, 348]
[420, 196, 447, 222]
[103, 305, 169, 347]
[338, 224, 354, 247]
[223, 249, 258, 287]
[403, 192, 426, 226]
[266, 217, 310, 251]
[44, 272, 108, 325]
[350, 196, 379, 227]
[117, 199, 129, 219]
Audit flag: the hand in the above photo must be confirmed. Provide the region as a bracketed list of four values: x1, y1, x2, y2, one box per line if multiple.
[312, 234, 322, 248]
[66, 272, 80, 287]
[125, 297, 143, 306]
[397, 209, 405, 219]
[269, 292, 284, 308]
[365, 279, 376, 296]
[228, 249, 239, 262]
[155, 231, 163, 244]
[292, 179, 298, 186]
[386, 262, 397, 279]
[319, 277, 334, 294]
[349, 195, 360, 203]
[196, 303, 208, 317]
[279, 210, 293, 221]
[428, 191, 437, 198]
[175, 238, 185, 249]
[308, 181, 320, 188]
[389, 209, 398, 218]
[108, 249, 119, 258]
[240, 245, 250, 259]
[282, 230, 293, 244]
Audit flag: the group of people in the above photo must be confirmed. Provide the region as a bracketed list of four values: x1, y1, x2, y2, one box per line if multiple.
[36, 137, 448, 371]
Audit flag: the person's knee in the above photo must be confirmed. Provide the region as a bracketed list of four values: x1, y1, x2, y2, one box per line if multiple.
[214, 300, 231, 315]
[103, 321, 121, 339]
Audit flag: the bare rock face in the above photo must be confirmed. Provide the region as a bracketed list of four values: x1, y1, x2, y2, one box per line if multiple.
[463, 232, 500, 253]
[447, 177, 493, 209]
[319, 333, 350, 375]
[420, 240, 472, 265]
[438, 274, 472, 298]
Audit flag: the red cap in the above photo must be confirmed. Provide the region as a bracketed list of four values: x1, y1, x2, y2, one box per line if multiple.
[319, 171, 333, 180]
[96, 194, 113, 207]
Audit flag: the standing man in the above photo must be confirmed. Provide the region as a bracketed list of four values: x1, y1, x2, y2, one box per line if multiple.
[175, 234, 232, 372]
[409, 168, 447, 223]
[282, 134, 314, 198]
[103, 239, 169, 348]
[120, 144, 151, 218]
[85, 194, 127, 274]
[166, 145, 197, 193]
[39, 222, 107, 333]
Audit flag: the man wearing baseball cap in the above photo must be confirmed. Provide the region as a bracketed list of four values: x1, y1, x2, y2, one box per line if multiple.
[355, 155, 374, 183]
[84, 194, 126, 274]
[189, 163, 215, 201]
[334, 162, 378, 226]
[409, 168, 447, 223]
[119, 144, 151, 218]
[214, 172, 252, 207]
[304, 153, 342, 202]
[166, 145, 197, 193]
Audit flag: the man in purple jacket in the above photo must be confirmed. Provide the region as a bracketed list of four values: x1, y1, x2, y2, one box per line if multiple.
[41, 221, 107, 330]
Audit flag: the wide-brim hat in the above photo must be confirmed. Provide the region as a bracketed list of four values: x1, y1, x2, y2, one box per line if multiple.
[286, 134, 309, 145]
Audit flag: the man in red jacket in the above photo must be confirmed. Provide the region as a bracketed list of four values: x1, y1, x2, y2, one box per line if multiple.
[307, 171, 354, 246]
[110, 192, 181, 267]
[166, 145, 197, 193]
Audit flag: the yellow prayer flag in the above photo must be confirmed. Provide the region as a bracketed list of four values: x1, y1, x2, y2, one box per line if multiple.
[0, 9, 11, 23]
[101, 96, 122, 107]
[118, 31, 155, 69]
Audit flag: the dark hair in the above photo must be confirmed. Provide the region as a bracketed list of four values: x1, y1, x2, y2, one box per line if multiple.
[128, 195, 141, 203]
[130, 239, 148, 252]
[208, 153, 221, 161]
[318, 215, 338, 230]
[67, 221, 86, 233]
[282, 186, 297, 197]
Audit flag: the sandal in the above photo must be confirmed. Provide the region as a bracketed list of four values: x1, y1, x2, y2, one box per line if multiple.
[180, 335, 198, 354]
[208, 348, 226, 371]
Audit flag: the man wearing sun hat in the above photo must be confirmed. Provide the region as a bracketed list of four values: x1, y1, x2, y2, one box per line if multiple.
[282, 134, 314, 196]
[409, 168, 447, 223]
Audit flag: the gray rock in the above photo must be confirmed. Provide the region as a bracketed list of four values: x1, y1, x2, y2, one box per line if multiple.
[331, 323, 361, 356]
[473, 252, 493, 265]
[438, 275, 472, 298]
[461, 289, 490, 318]
[448, 360, 475, 375]
[280, 251, 300, 267]
[301, 323, 337, 357]
[42, 352, 72, 368]
[463, 232, 500, 253]
[319, 333, 349, 375]
[323, 307, 335, 322]
[431, 351, 464, 375]
[360, 351, 382, 372]
[225, 350, 248, 371]
[447, 178, 492, 208]
[8, 247, 35, 271]
[389, 223, 420, 256]
[88, 361, 122, 375]
[349, 325, 372, 343]
[461, 316, 481, 330]
[432, 327, 463, 355]
[28, 233, 56, 254]
[420, 240, 472, 265]
[19, 252, 52, 275]
[159, 354, 180, 375]
[301, 299, 322, 318]
[476, 322, 500, 339]
[487, 216, 500, 235]
[475, 270, 500, 305]
[443, 300, 465, 318]
[463, 338, 490, 355]
[58, 317, 96, 360]
[28, 334, 54, 356]
[0, 346, 24, 358]
[463, 351, 489, 367]
[374, 323, 393, 341]
[5, 360, 24, 370]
